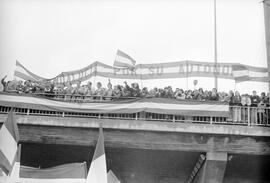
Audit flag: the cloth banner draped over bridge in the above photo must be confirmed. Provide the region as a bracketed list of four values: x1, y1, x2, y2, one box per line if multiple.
[19, 163, 87, 183]
[0, 93, 229, 117]
[14, 60, 268, 84]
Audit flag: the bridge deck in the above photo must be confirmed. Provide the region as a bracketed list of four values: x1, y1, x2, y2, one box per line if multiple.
[1, 114, 270, 155]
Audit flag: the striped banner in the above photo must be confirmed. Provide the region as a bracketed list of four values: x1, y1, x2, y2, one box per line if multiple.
[0, 110, 19, 175]
[7, 144, 21, 183]
[14, 61, 268, 84]
[113, 50, 136, 68]
[50, 61, 237, 84]
[107, 170, 120, 183]
[232, 64, 269, 83]
[14, 61, 46, 82]
[86, 125, 107, 183]
[19, 163, 87, 183]
[0, 93, 230, 117]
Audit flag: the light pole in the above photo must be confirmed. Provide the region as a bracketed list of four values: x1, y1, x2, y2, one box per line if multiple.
[263, 0, 270, 101]
[214, 0, 218, 90]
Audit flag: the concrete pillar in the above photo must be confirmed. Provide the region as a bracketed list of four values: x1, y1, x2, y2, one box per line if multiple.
[194, 152, 227, 183]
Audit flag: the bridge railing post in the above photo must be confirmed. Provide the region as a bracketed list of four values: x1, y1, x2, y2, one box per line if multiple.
[248, 106, 251, 126]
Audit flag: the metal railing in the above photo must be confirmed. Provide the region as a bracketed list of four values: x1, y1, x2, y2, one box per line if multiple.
[227, 106, 270, 126]
[0, 105, 269, 127]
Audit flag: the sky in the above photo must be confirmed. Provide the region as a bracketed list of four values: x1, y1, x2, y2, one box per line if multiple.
[0, 0, 269, 93]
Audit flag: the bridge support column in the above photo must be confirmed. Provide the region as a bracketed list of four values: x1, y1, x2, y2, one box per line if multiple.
[193, 152, 227, 183]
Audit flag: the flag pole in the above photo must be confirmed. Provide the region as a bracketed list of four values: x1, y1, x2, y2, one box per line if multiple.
[93, 62, 97, 90]
[139, 63, 143, 89]
[214, 0, 218, 90]
[186, 61, 189, 90]
[263, 0, 270, 102]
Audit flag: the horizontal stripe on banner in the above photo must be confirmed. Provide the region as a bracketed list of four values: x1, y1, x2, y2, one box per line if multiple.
[20, 163, 87, 179]
[61, 62, 98, 76]
[236, 76, 269, 83]
[249, 71, 268, 78]
[113, 61, 134, 68]
[116, 50, 135, 64]
[87, 154, 107, 183]
[114, 56, 134, 66]
[99, 63, 233, 75]
[85, 62, 266, 81]
[15, 65, 36, 80]
[241, 64, 268, 72]
[138, 61, 235, 68]
[232, 70, 249, 77]
[14, 71, 37, 81]
[100, 62, 266, 79]
[57, 61, 238, 74]
[0, 94, 229, 117]
[19, 178, 86, 183]
[0, 149, 12, 174]
[97, 71, 234, 80]
[233, 70, 268, 78]
[249, 77, 269, 82]
[0, 125, 17, 164]
[16, 61, 46, 80]
[55, 73, 96, 84]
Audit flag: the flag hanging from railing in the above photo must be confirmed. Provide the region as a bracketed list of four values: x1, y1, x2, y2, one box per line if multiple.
[86, 124, 107, 183]
[0, 93, 230, 117]
[0, 110, 19, 175]
[113, 50, 136, 68]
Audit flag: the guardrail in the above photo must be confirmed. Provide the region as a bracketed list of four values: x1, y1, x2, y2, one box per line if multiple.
[228, 106, 270, 126]
[0, 105, 269, 127]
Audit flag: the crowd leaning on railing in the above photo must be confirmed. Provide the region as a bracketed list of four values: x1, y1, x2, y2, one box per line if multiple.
[1, 75, 269, 104]
[1, 75, 270, 125]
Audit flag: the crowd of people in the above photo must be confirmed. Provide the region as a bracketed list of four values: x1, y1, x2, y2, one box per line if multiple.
[1, 75, 270, 124]
[1, 75, 269, 107]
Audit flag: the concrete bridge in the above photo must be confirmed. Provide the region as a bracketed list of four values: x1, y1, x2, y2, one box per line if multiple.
[1, 113, 270, 183]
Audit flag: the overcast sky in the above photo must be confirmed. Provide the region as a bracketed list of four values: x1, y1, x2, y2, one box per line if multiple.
[0, 0, 268, 93]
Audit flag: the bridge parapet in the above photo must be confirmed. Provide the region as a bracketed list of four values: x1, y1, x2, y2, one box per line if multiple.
[0, 92, 269, 127]
[0, 105, 269, 127]
[0, 114, 270, 156]
[1, 93, 270, 156]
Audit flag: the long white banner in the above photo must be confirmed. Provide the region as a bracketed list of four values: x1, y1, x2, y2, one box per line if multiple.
[14, 60, 268, 84]
[0, 93, 230, 117]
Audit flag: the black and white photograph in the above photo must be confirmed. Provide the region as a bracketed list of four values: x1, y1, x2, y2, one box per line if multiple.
[0, 0, 270, 182]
